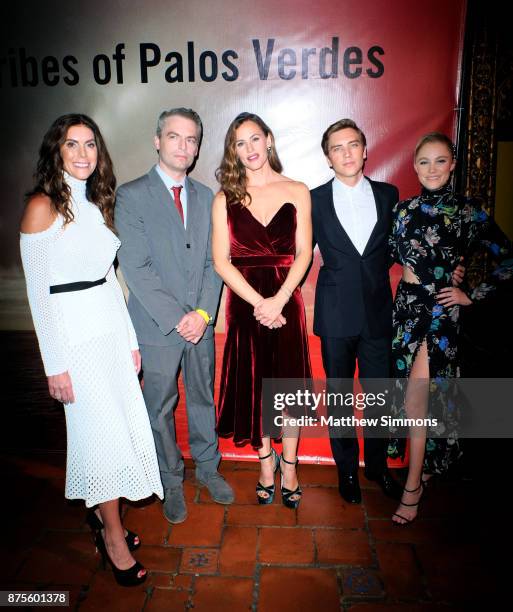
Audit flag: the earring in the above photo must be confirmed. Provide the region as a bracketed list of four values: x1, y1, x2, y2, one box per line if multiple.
[267, 146, 272, 154]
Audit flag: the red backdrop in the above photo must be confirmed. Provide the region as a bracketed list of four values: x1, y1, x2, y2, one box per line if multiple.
[4, 0, 466, 464]
[171, 0, 467, 464]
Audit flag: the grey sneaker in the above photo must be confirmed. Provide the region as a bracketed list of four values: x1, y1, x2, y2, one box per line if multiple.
[197, 472, 234, 504]
[163, 486, 187, 523]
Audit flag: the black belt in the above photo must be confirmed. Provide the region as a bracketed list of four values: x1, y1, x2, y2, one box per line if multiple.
[49, 278, 106, 294]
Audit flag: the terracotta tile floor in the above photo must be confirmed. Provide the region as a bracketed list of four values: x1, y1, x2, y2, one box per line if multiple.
[0, 451, 504, 611]
[1, 331, 506, 610]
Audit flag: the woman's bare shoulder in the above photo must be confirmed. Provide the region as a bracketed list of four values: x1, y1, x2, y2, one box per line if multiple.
[274, 177, 310, 201]
[277, 175, 308, 190]
[213, 190, 228, 207]
[20, 194, 56, 233]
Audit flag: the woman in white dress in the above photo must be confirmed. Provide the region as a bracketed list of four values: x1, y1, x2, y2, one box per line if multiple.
[20, 114, 163, 586]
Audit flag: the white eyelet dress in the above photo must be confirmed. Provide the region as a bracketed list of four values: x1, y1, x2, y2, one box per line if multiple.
[20, 173, 163, 507]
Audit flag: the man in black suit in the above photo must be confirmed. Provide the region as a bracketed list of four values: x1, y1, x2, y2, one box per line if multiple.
[311, 118, 401, 503]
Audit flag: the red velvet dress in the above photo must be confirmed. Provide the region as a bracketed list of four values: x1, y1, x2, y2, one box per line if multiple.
[216, 202, 312, 448]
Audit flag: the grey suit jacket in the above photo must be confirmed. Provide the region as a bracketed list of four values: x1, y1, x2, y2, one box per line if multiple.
[115, 166, 222, 346]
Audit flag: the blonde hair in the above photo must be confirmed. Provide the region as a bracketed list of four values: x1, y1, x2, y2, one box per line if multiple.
[414, 132, 455, 160]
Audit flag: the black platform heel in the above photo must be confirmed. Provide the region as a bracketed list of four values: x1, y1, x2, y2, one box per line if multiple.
[94, 531, 147, 587]
[256, 448, 279, 505]
[280, 454, 302, 509]
[86, 509, 140, 551]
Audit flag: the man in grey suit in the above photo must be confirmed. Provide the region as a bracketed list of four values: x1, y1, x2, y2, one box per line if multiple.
[116, 107, 234, 524]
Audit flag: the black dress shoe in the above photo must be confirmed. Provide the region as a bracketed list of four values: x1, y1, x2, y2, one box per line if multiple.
[338, 472, 362, 504]
[364, 469, 402, 500]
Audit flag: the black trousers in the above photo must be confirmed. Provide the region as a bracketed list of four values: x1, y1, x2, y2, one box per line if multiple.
[321, 327, 391, 476]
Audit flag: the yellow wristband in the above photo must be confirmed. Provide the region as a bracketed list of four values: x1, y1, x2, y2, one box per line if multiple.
[195, 308, 211, 324]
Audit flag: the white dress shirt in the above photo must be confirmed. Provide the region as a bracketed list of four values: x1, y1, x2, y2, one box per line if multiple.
[155, 164, 188, 228]
[332, 176, 377, 255]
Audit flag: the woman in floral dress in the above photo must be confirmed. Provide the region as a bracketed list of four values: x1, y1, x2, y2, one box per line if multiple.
[388, 132, 512, 524]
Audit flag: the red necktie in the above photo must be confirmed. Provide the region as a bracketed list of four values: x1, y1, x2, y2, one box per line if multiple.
[171, 186, 184, 224]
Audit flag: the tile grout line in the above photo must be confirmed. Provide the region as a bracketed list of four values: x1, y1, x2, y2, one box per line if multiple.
[252, 526, 262, 612]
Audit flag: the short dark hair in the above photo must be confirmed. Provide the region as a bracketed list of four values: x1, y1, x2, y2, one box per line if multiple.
[321, 118, 367, 155]
[156, 107, 203, 140]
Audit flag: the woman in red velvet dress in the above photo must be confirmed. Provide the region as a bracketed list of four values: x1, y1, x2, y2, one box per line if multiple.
[213, 113, 312, 508]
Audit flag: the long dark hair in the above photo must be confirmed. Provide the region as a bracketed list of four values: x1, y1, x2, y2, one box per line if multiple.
[216, 112, 283, 206]
[25, 114, 116, 231]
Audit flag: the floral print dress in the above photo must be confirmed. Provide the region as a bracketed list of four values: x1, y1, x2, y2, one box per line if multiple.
[387, 183, 513, 473]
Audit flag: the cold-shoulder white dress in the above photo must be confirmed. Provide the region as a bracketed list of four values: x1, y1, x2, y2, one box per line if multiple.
[20, 173, 163, 507]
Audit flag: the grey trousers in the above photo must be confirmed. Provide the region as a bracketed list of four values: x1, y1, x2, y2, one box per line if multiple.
[140, 337, 221, 490]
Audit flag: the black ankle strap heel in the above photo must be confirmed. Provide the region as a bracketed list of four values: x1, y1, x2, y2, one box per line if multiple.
[256, 448, 280, 505]
[280, 454, 302, 509]
[392, 482, 424, 526]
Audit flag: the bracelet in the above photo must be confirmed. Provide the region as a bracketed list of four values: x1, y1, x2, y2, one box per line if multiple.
[195, 308, 211, 324]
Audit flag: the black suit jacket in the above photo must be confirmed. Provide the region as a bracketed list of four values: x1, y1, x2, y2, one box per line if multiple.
[311, 177, 399, 339]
